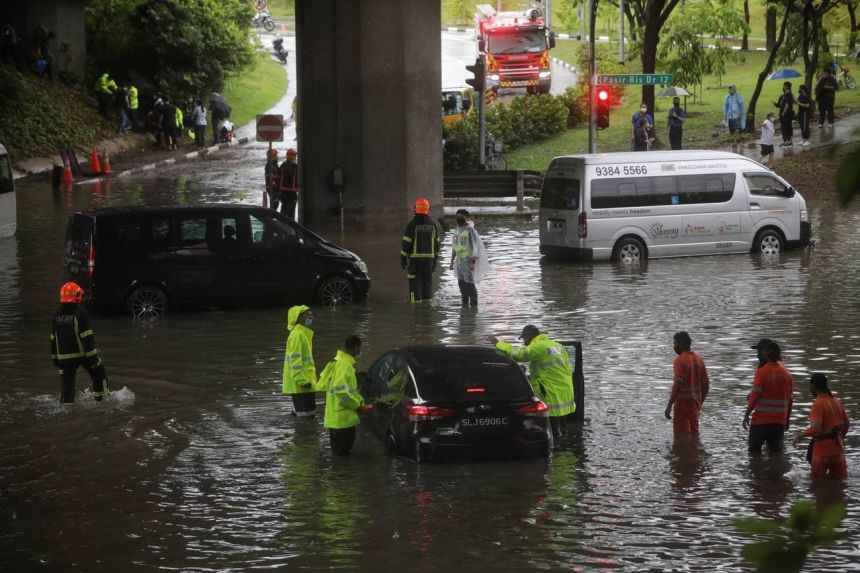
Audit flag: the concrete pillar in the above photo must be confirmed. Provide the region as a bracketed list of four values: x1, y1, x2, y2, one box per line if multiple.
[16, 0, 87, 81]
[296, 0, 443, 231]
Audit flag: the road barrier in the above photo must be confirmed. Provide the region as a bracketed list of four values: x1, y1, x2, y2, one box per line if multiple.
[443, 170, 542, 211]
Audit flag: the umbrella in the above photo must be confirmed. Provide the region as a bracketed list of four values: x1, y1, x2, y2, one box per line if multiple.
[768, 68, 802, 80]
[656, 86, 691, 97]
[209, 92, 232, 117]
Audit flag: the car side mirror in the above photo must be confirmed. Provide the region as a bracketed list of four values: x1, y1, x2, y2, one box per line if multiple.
[783, 187, 795, 198]
[549, 33, 556, 49]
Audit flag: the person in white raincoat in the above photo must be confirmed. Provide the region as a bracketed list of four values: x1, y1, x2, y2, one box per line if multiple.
[449, 209, 487, 307]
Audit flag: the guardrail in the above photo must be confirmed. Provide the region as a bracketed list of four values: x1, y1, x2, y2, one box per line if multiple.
[443, 170, 543, 211]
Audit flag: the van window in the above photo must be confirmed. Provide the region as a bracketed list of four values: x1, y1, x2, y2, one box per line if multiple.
[540, 177, 580, 210]
[250, 213, 300, 250]
[745, 174, 789, 196]
[150, 217, 171, 251]
[591, 173, 735, 208]
[101, 219, 143, 253]
[178, 217, 208, 249]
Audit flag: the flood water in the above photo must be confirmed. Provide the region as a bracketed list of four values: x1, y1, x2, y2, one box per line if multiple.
[2, 171, 859, 572]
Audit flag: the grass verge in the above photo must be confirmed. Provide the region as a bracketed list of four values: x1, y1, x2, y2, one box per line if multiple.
[222, 51, 289, 129]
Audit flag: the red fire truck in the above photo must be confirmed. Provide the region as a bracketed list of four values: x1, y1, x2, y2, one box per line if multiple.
[475, 4, 556, 95]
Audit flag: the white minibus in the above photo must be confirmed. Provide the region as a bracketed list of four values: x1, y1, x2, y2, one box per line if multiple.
[0, 144, 15, 239]
[539, 150, 811, 262]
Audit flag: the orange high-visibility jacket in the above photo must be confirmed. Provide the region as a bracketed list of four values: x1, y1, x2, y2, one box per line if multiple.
[671, 351, 710, 411]
[747, 361, 793, 425]
[801, 394, 848, 458]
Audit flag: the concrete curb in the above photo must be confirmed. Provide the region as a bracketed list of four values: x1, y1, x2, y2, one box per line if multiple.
[52, 136, 251, 182]
[444, 27, 471, 33]
[552, 57, 576, 73]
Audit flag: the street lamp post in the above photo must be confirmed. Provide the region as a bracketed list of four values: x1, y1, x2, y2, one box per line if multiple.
[588, 0, 597, 153]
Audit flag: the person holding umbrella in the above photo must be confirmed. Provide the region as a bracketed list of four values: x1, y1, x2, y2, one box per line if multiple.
[209, 92, 232, 145]
[667, 96, 686, 150]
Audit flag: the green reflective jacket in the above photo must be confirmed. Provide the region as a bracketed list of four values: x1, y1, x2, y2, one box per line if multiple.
[282, 305, 316, 394]
[496, 334, 575, 417]
[316, 350, 364, 429]
[128, 86, 138, 110]
[96, 73, 116, 95]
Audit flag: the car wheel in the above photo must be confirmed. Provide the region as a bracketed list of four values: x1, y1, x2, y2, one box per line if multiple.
[755, 229, 784, 256]
[316, 276, 356, 306]
[613, 237, 646, 264]
[127, 286, 168, 319]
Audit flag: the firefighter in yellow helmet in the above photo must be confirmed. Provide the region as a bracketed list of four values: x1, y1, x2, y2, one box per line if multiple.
[316, 335, 372, 455]
[283, 305, 317, 416]
[400, 197, 440, 303]
[489, 324, 575, 439]
[50, 282, 109, 403]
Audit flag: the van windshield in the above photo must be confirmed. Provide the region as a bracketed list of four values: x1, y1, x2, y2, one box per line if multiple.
[541, 177, 580, 210]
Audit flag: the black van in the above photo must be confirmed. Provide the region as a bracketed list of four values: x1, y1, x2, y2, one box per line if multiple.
[64, 204, 371, 318]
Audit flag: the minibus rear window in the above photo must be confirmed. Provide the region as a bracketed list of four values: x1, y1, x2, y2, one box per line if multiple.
[592, 173, 734, 208]
[541, 178, 580, 210]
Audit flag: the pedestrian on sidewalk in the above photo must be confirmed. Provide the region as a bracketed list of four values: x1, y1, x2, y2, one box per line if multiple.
[667, 96, 686, 150]
[723, 84, 746, 140]
[95, 72, 117, 116]
[2, 23, 19, 67]
[815, 68, 838, 127]
[191, 99, 207, 150]
[633, 117, 652, 151]
[774, 81, 795, 147]
[760, 112, 775, 168]
[630, 103, 654, 150]
[161, 95, 178, 150]
[796, 84, 812, 147]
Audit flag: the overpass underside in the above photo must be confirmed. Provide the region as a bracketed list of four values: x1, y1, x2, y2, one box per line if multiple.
[296, 0, 443, 230]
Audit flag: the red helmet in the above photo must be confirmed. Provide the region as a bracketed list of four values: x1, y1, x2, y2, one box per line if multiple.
[266, 148, 278, 160]
[286, 148, 298, 158]
[414, 197, 430, 215]
[60, 281, 84, 304]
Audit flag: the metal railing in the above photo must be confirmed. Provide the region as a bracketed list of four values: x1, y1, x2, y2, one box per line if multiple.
[443, 169, 543, 211]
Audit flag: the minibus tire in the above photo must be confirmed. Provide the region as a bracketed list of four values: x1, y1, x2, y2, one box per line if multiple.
[127, 286, 168, 319]
[612, 237, 646, 264]
[754, 228, 784, 256]
[315, 276, 355, 306]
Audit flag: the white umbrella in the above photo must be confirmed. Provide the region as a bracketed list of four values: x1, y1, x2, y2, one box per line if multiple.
[656, 86, 692, 97]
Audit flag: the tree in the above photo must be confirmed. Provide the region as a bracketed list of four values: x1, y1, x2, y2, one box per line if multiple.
[746, 0, 795, 130]
[742, 0, 750, 50]
[85, 0, 255, 98]
[798, 0, 842, 92]
[626, 0, 684, 114]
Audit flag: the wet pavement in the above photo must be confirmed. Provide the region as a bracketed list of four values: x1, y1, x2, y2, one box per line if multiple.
[1, 169, 859, 571]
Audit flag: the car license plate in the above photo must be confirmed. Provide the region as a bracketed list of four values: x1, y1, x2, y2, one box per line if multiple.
[460, 417, 509, 427]
[548, 220, 565, 233]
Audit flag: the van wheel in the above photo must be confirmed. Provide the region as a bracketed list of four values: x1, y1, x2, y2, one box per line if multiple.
[127, 286, 168, 319]
[316, 276, 355, 306]
[613, 237, 646, 264]
[755, 229, 784, 256]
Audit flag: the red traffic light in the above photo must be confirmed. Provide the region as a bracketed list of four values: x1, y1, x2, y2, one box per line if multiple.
[597, 89, 609, 101]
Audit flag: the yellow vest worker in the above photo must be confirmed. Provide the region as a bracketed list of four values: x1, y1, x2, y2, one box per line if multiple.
[316, 336, 370, 455]
[282, 305, 317, 416]
[492, 324, 575, 439]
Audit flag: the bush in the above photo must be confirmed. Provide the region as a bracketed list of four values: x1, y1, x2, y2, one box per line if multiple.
[443, 93, 569, 170]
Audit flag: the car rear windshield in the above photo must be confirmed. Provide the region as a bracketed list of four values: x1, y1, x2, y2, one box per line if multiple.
[414, 355, 534, 402]
[65, 214, 93, 259]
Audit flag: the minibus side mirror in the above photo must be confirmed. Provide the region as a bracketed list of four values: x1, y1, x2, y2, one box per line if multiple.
[783, 187, 795, 198]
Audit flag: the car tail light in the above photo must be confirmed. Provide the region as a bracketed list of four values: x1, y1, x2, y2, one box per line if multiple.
[87, 242, 95, 279]
[515, 401, 548, 417]
[578, 211, 587, 239]
[405, 405, 455, 422]
[466, 387, 486, 393]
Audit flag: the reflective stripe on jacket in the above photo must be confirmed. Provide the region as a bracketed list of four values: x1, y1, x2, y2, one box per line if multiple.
[50, 307, 98, 361]
[401, 215, 440, 261]
[452, 226, 475, 260]
[747, 361, 793, 425]
[801, 394, 848, 458]
[282, 305, 316, 394]
[316, 350, 364, 429]
[496, 334, 575, 417]
[671, 351, 709, 409]
[96, 73, 116, 95]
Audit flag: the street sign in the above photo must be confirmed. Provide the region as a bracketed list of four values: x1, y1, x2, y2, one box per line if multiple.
[256, 114, 284, 142]
[596, 74, 673, 85]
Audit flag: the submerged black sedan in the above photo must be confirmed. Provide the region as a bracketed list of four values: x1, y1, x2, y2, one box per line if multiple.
[358, 345, 553, 462]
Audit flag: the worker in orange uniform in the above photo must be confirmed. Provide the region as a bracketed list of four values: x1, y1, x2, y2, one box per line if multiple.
[664, 331, 710, 433]
[743, 339, 793, 453]
[264, 148, 280, 210]
[278, 147, 298, 219]
[794, 373, 850, 479]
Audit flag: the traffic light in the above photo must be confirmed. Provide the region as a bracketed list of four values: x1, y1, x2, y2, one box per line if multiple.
[597, 87, 610, 129]
[465, 57, 486, 94]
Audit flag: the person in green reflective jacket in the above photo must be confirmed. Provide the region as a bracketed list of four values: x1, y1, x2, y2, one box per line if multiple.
[283, 305, 317, 417]
[489, 324, 575, 439]
[316, 335, 372, 455]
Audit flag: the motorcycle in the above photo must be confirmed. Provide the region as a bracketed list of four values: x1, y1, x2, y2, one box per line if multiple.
[252, 10, 276, 32]
[273, 37, 288, 64]
[830, 60, 856, 89]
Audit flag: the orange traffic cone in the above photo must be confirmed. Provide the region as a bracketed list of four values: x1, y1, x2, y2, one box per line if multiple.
[101, 149, 112, 174]
[61, 151, 74, 182]
[89, 146, 101, 175]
